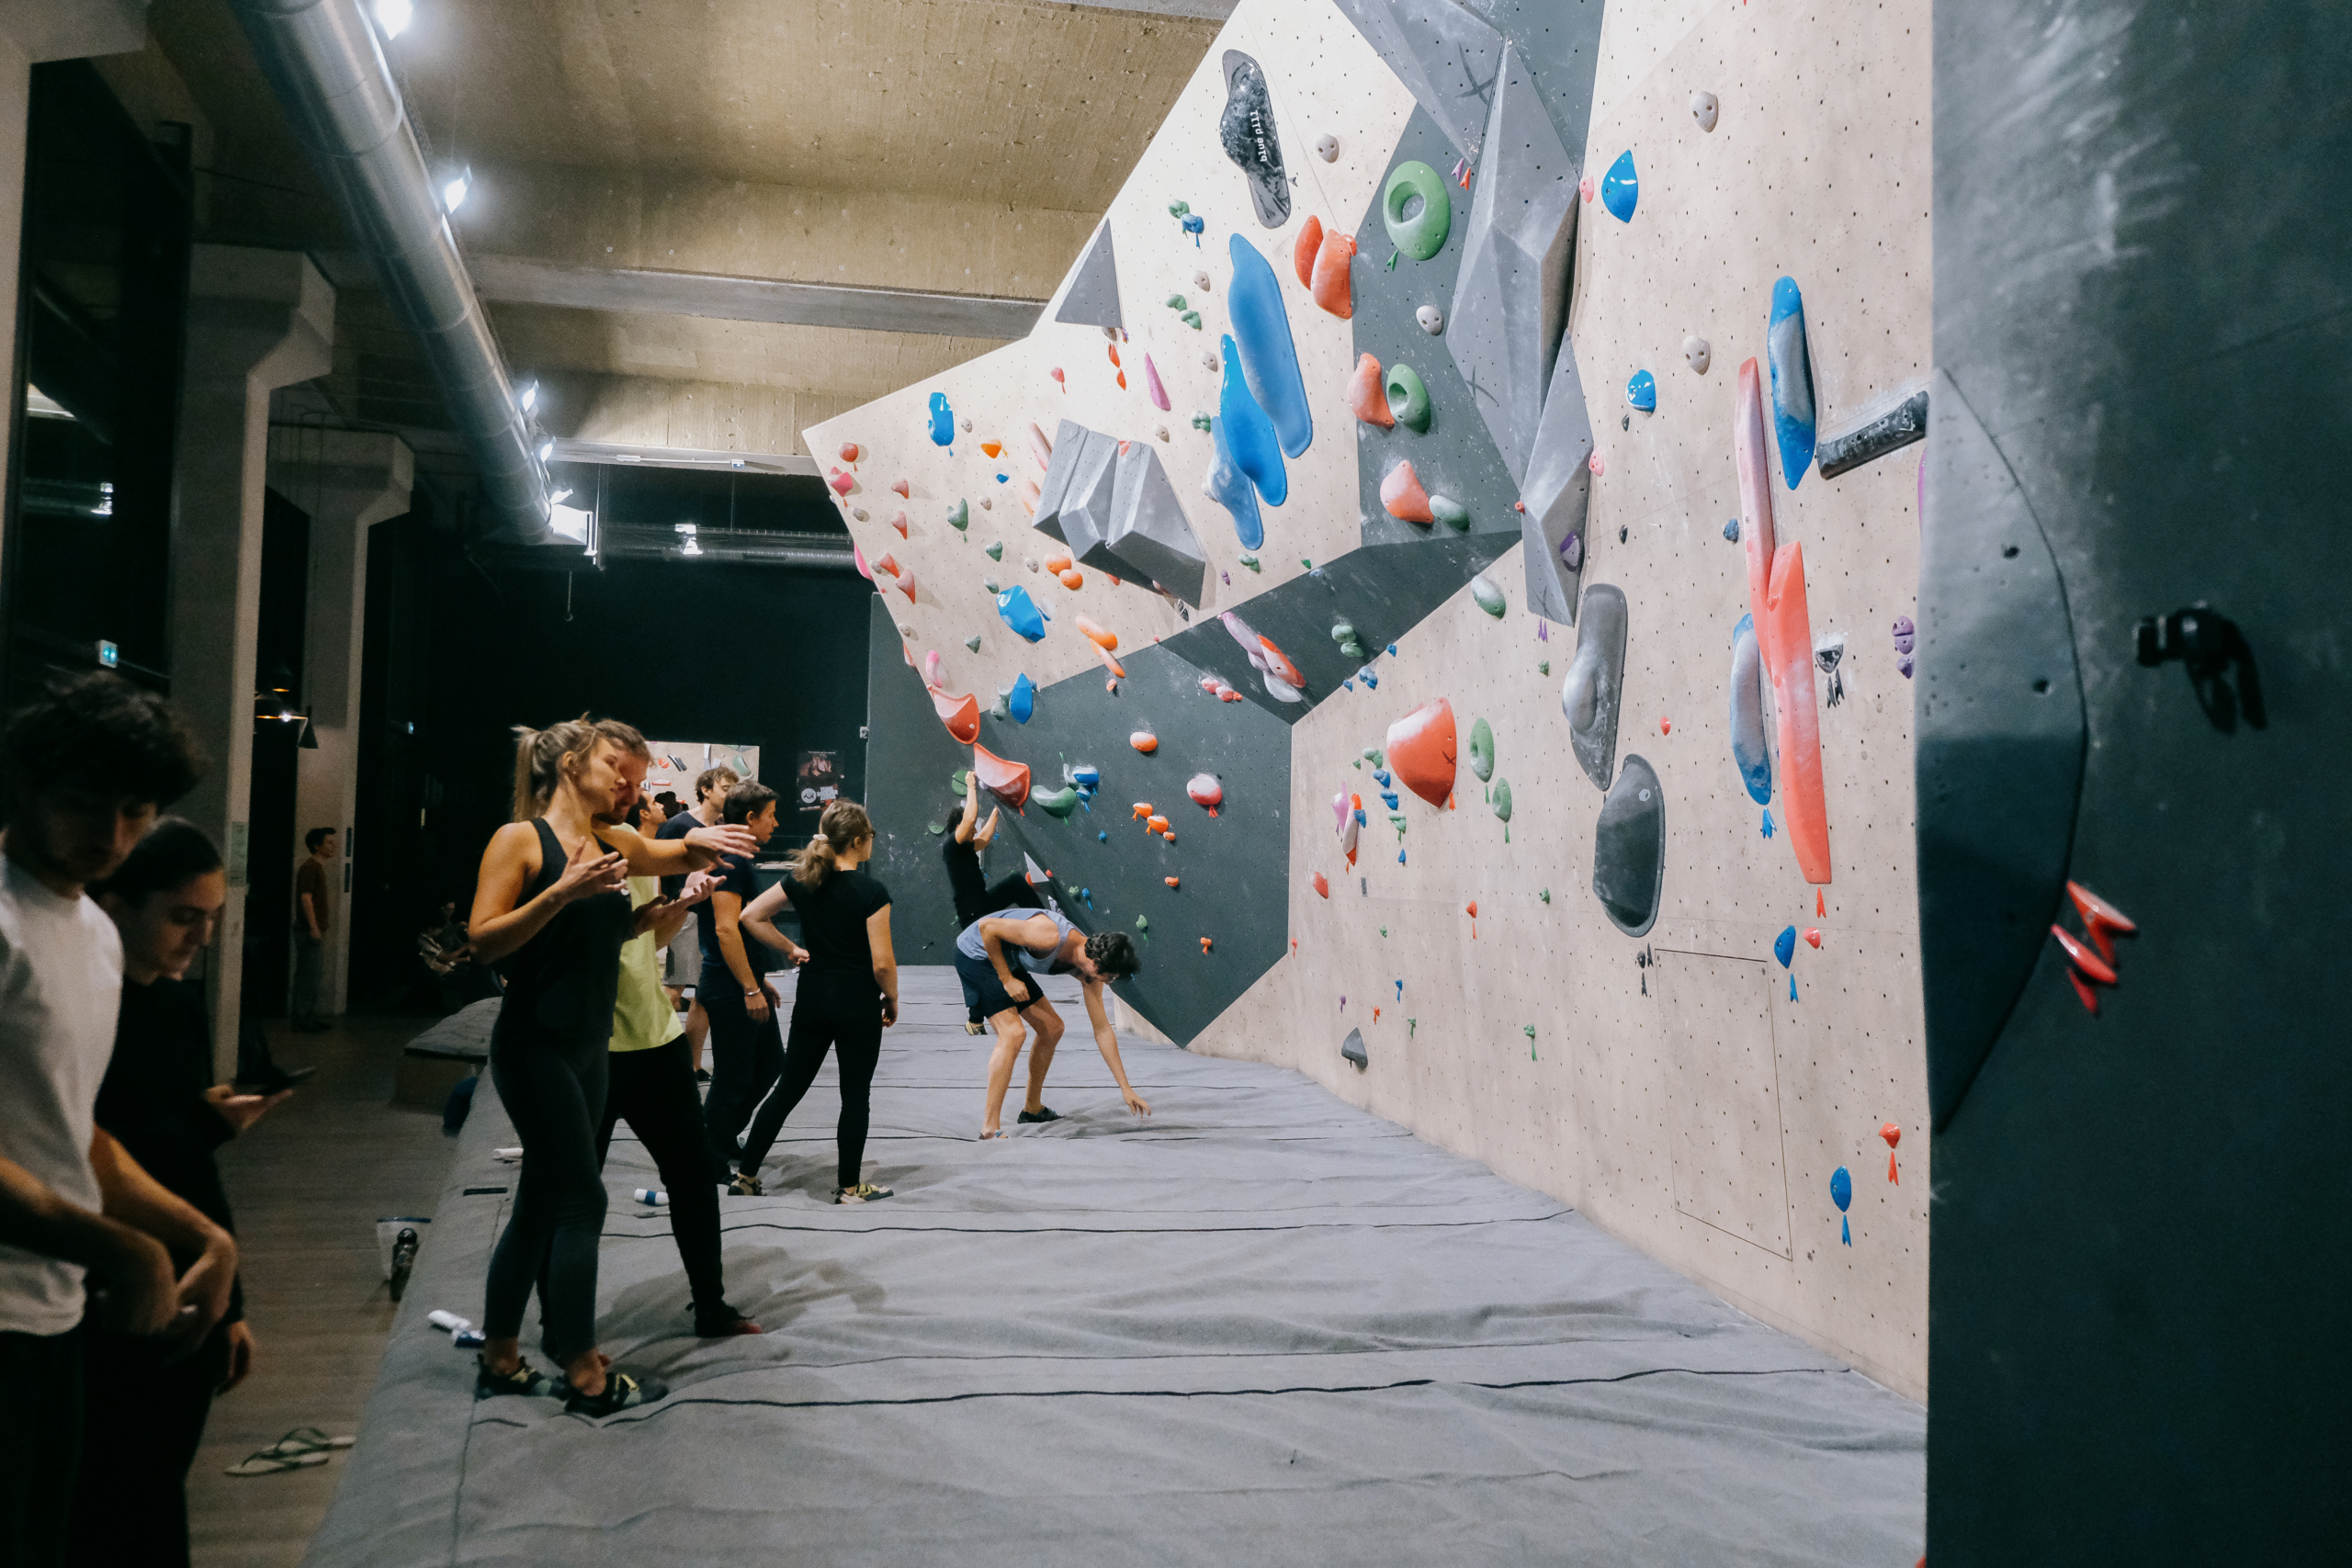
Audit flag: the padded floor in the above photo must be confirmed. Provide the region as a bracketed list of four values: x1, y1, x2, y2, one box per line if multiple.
[310, 969, 1924, 1566]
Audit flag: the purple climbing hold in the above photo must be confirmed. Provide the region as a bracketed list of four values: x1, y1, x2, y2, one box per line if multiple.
[1560, 534, 1583, 571]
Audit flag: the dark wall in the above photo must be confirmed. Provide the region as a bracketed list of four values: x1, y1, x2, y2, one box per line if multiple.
[1925, 2, 2350, 1560]
[861, 597, 989, 961]
[348, 517, 872, 1008]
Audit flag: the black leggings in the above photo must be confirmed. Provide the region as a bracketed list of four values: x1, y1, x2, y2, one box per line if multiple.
[69, 1324, 228, 1566]
[702, 983, 784, 1174]
[739, 979, 886, 1189]
[951, 872, 1045, 931]
[597, 1038, 727, 1312]
[484, 1020, 609, 1361]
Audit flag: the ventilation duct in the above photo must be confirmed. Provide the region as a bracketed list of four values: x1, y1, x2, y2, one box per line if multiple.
[225, 0, 551, 541]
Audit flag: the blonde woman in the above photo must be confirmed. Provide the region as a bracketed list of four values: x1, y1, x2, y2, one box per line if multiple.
[465, 718, 753, 1416]
[732, 802, 899, 1202]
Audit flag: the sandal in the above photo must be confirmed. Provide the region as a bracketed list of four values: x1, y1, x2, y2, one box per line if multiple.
[224, 1450, 328, 1478]
[563, 1370, 669, 1417]
[260, 1427, 356, 1458]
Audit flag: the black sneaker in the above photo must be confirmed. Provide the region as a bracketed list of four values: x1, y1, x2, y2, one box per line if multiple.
[562, 1370, 668, 1416]
[475, 1356, 558, 1399]
[694, 1068, 711, 1083]
[1016, 1106, 1061, 1124]
[692, 1303, 765, 1337]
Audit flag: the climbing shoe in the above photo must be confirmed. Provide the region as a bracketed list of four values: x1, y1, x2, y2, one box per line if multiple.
[835, 1182, 894, 1204]
[728, 1170, 764, 1197]
[562, 1370, 668, 1417]
[1016, 1106, 1062, 1124]
[692, 1303, 764, 1337]
[474, 1356, 557, 1399]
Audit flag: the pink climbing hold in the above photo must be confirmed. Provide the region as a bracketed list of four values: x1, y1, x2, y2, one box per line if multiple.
[828, 468, 854, 497]
[1581, 175, 1595, 203]
[894, 569, 917, 604]
[1050, 367, 1066, 388]
[1186, 774, 1223, 815]
[854, 543, 873, 581]
[1589, 452, 1605, 475]
[891, 513, 910, 538]
[1380, 460, 1435, 523]
[923, 649, 944, 687]
[1028, 423, 1054, 471]
[1145, 354, 1171, 412]
[891, 478, 910, 498]
[1804, 928, 1823, 949]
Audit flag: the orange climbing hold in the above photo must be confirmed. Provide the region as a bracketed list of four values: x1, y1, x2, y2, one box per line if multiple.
[1881, 1122, 1902, 1182]
[1380, 460, 1434, 523]
[1348, 354, 1395, 429]
[1117, 372, 1127, 389]
[1131, 732, 1159, 755]
[981, 441, 1002, 458]
[929, 687, 979, 744]
[1311, 226, 1356, 318]
[1385, 698, 1458, 807]
[1165, 876, 1180, 888]
[1465, 901, 1478, 918]
[1313, 872, 1329, 898]
[1132, 802, 1153, 818]
[1200, 937, 1213, 953]
[1804, 928, 1823, 949]
[970, 743, 1031, 809]
[1045, 551, 1073, 574]
[1022, 479, 1041, 515]
[1059, 570, 1084, 590]
[1079, 615, 1119, 650]
[1294, 216, 1323, 287]
[891, 513, 909, 538]
[1092, 642, 1127, 679]
[1107, 344, 1122, 367]
[875, 552, 899, 578]
[891, 478, 909, 498]
[840, 443, 861, 463]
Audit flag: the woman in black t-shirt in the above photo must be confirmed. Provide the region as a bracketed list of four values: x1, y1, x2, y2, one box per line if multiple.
[734, 801, 899, 1202]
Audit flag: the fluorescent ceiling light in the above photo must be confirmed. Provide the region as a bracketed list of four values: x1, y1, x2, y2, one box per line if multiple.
[537, 438, 555, 460]
[548, 502, 594, 544]
[517, 380, 537, 412]
[548, 488, 572, 505]
[441, 165, 471, 212]
[373, 0, 413, 39]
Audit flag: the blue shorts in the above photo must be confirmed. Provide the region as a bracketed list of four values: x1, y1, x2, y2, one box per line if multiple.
[956, 947, 1042, 1021]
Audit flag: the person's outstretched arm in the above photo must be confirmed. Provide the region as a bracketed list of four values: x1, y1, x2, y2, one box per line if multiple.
[1080, 981, 1150, 1116]
[973, 807, 1001, 851]
[954, 772, 980, 845]
[606, 818, 759, 876]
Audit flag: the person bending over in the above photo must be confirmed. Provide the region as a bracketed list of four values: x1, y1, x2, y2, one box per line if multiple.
[956, 909, 1148, 1139]
[74, 819, 288, 1566]
[698, 782, 810, 1191]
[0, 675, 232, 1568]
[657, 767, 739, 1077]
[585, 765, 761, 1339]
[467, 718, 753, 1416]
[732, 802, 899, 1201]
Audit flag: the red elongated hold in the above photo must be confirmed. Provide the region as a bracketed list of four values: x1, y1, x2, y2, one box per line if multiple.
[1312, 227, 1356, 318]
[1165, 876, 1180, 888]
[1186, 773, 1223, 811]
[1256, 636, 1305, 690]
[1381, 459, 1435, 523]
[839, 443, 861, 463]
[1130, 731, 1158, 754]
[891, 512, 909, 538]
[1116, 371, 1127, 389]
[1880, 1122, 1901, 1150]
[2050, 924, 2119, 986]
[1817, 888, 1826, 917]
[2065, 880, 2137, 965]
[1107, 344, 1122, 368]
[1313, 872, 1329, 898]
[928, 686, 979, 744]
[875, 552, 899, 578]
[1078, 615, 1118, 649]
[971, 742, 1031, 809]
[2067, 967, 2100, 1014]
[1736, 357, 1831, 886]
[895, 570, 918, 604]
[1386, 697, 1458, 807]
[1804, 928, 1822, 949]
[1146, 814, 1170, 835]
[891, 478, 910, 498]
[1348, 354, 1395, 428]
[1888, 1151, 1900, 1184]
[1294, 215, 1323, 286]
[1374, 1007, 1380, 1021]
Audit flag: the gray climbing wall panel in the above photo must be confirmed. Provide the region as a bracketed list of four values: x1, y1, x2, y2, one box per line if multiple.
[1104, 441, 1210, 606]
[1053, 220, 1124, 333]
[862, 598, 992, 959]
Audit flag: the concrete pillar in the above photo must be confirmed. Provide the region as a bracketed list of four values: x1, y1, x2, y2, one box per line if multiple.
[170, 245, 333, 1069]
[266, 428, 412, 1017]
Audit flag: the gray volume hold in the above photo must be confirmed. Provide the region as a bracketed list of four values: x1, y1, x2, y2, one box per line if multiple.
[1817, 389, 1930, 478]
[1340, 1027, 1368, 1067]
[1218, 51, 1291, 229]
[1053, 221, 1123, 333]
[1591, 754, 1665, 937]
[1329, 0, 1507, 164]
[1561, 582, 1627, 789]
[1103, 441, 1209, 606]
[1518, 324, 1596, 622]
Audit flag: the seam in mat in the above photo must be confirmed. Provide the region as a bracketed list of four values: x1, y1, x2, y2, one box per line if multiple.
[594, 1209, 1576, 1241]
[565, 1363, 1850, 1427]
[643, 1335, 1789, 1374]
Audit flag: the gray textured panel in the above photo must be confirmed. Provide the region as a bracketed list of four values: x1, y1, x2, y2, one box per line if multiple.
[1591, 752, 1663, 937]
[1518, 326, 1594, 623]
[1053, 221, 1124, 333]
[1444, 44, 1577, 482]
[1103, 441, 1209, 606]
[1560, 582, 1625, 789]
[1916, 369, 2084, 1128]
[1332, 0, 1506, 162]
[1029, 418, 1091, 545]
[1462, 1, 1608, 156]
[461, 253, 1045, 339]
[1049, 430, 1125, 567]
[859, 598, 997, 955]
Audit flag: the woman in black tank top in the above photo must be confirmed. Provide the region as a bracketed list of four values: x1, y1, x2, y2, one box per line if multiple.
[464, 717, 755, 1416]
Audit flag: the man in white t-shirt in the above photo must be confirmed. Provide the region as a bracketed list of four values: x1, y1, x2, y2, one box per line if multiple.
[0, 675, 231, 1566]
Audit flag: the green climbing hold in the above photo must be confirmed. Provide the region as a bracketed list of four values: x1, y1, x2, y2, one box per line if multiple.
[1192, 412, 1214, 432]
[983, 579, 1001, 594]
[1364, 748, 1385, 767]
[1169, 200, 1191, 218]
[1300, 558, 1314, 570]
[1538, 660, 1551, 675]
[1522, 1024, 1535, 1038]
[991, 693, 1011, 719]
[1430, 494, 1469, 529]
[1384, 362, 1431, 432]
[950, 769, 970, 794]
[1331, 621, 1365, 660]
[1379, 926, 1388, 937]
[947, 499, 969, 532]
[926, 822, 946, 836]
[1408, 1017, 1417, 1037]
[1470, 577, 1507, 617]
[1468, 717, 1495, 783]
[1181, 310, 1204, 329]
[1135, 913, 1148, 931]
[1165, 294, 1187, 310]
[985, 540, 1004, 561]
[965, 634, 982, 652]
[1035, 785, 1080, 818]
[1491, 777, 1513, 824]
[1381, 160, 1452, 260]
[1539, 887, 1551, 903]
[1388, 814, 1408, 835]
[1238, 555, 1261, 571]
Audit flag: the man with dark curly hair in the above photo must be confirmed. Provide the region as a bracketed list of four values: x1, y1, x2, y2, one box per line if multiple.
[955, 908, 1148, 1139]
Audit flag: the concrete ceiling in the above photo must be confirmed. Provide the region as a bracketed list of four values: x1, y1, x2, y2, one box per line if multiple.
[119, 0, 1227, 479]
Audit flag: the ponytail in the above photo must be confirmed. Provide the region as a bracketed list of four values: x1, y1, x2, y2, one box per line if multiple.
[792, 800, 874, 889]
[509, 716, 601, 820]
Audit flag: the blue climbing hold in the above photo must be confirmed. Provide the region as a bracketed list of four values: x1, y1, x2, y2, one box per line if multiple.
[1723, 518, 1740, 542]
[1397, 850, 1407, 863]
[1386, 644, 1398, 656]
[1360, 670, 1378, 689]
[1626, 369, 1657, 412]
[1373, 770, 1392, 788]
[995, 584, 1047, 642]
[1098, 831, 1107, 841]
[1353, 807, 1367, 828]
[1600, 151, 1638, 222]
[1181, 212, 1204, 242]
[1342, 679, 1354, 692]
[1791, 976, 1800, 1002]
[1395, 980, 1403, 999]
[1216, 333, 1288, 506]
[1071, 764, 1100, 791]
[1761, 808, 1776, 839]
[1380, 792, 1400, 810]
[1841, 1214, 1850, 1246]
[1767, 276, 1817, 488]
[1008, 672, 1035, 724]
[1226, 234, 1313, 460]
[1730, 614, 1774, 805]
[1831, 1165, 1852, 1212]
[1774, 925, 1796, 968]
[995, 473, 1007, 484]
[1204, 414, 1266, 548]
[927, 391, 955, 447]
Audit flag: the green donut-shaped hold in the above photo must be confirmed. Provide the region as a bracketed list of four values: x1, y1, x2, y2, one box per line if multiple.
[1385, 362, 1431, 432]
[1382, 161, 1452, 260]
[1468, 716, 1496, 783]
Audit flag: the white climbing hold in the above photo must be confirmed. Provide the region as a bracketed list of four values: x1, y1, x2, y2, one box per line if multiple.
[1684, 335, 1712, 375]
[1315, 132, 1339, 163]
[1691, 91, 1720, 132]
[1416, 304, 1444, 335]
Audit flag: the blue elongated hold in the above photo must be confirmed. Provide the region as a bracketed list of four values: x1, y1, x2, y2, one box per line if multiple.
[1626, 369, 1657, 412]
[1216, 333, 1288, 506]
[1008, 673, 1035, 724]
[1767, 276, 1817, 487]
[1226, 235, 1313, 460]
[1600, 151, 1638, 222]
[1792, 976, 1802, 1003]
[995, 585, 1046, 642]
[1830, 1166, 1852, 1212]
[1840, 1213, 1849, 1245]
[1203, 412, 1266, 548]
[927, 391, 955, 446]
[1761, 808, 1776, 839]
[1729, 613, 1773, 805]
[1774, 924, 1796, 968]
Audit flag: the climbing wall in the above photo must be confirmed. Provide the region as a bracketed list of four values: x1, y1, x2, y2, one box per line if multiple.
[810, 0, 1932, 1399]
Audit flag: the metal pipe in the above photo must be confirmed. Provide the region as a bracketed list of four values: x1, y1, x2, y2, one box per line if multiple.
[225, 0, 550, 541]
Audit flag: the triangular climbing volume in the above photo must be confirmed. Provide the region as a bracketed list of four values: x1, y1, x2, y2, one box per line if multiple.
[1053, 220, 1124, 332]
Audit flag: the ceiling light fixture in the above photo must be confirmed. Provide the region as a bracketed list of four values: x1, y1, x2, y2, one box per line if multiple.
[516, 380, 538, 413]
[440, 164, 471, 213]
[537, 438, 555, 461]
[372, 0, 413, 39]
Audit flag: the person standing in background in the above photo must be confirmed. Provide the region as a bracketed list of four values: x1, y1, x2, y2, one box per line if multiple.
[658, 767, 739, 1080]
[290, 828, 337, 1032]
[699, 782, 809, 1191]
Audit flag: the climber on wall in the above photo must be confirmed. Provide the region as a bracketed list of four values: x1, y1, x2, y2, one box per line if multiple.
[955, 907, 1148, 1138]
[943, 772, 1046, 1033]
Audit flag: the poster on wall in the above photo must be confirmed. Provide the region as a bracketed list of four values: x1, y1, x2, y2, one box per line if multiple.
[643, 742, 760, 804]
[794, 750, 842, 822]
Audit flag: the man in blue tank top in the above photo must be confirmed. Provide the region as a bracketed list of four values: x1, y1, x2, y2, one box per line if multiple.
[954, 908, 1148, 1139]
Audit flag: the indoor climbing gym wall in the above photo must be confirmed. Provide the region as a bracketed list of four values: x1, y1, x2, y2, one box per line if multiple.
[813, 0, 1932, 1399]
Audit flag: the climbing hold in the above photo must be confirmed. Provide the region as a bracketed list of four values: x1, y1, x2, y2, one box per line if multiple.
[1600, 151, 1637, 222]
[1626, 370, 1657, 412]
[2065, 880, 2138, 965]
[1831, 1166, 1852, 1247]
[1334, 790, 1361, 863]
[947, 498, 969, 532]
[1816, 888, 1827, 918]
[1563, 583, 1629, 790]
[1416, 303, 1444, 335]
[1059, 570, 1084, 590]
[1381, 460, 1435, 523]
[927, 391, 956, 446]
[1008, 673, 1035, 724]
[1200, 936, 1213, 953]
[1465, 900, 1478, 919]
[839, 442, 861, 464]
[1729, 613, 1774, 805]
[1034, 785, 1080, 819]
[1340, 1027, 1367, 1066]
[1077, 615, 1118, 651]
[1145, 815, 1170, 836]
[1470, 576, 1506, 617]
[1142, 354, 1171, 412]
[971, 743, 1031, 809]
[1735, 357, 1830, 883]
[984, 540, 1004, 562]
[1186, 774, 1222, 813]
[980, 441, 1002, 459]
[895, 570, 919, 604]
[1381, 160, 1452, 259]
[1313, 131, 1340, 163]
[1691, 91, 1719, 132]
[1331, 621, 1366, 660]
[1684, 336, 1712, 376]
[1107, 344, 1122, 369]
[1310, 224, 1356, 318]
[929, 687, 979, 744]
[1722, 518, 1739, 543]
[1592, 754, 1666, 936]
[1767, 277, 1819, 487]
[995, 585, 1047, 642]
[1218, 51, 1291, 226]
[1164, 876, 1180, 889]
[1430, 494, 1469, 529]
[1217, 332, 1289, 505]
[1386, 699, 1458, 807]
[1239, 555, 1260, 571]
[963, 634, 981, 653]
[1313, 872, 1329, 898]
[1659, 717, 1672, 736]
[1293, 217, 1322, 287]
[1226, 236, 1315, 459]
[1347, 354, 1395, 429]
[1384, 362, 1431, 432]
[1130, 731, 1158, 754]
[1804, 928, 1822, 950]
[1470, 719, 1498, 784]
[1203, 412, 1265, 549]
[828, 468, 854, 497]
[1491, 777, 1512, 831]
[2051, 924, 2119, 987]
[1773, 926, 1797, 968]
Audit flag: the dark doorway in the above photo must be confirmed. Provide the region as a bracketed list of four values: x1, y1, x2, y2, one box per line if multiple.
[242, 486, 310, 1018]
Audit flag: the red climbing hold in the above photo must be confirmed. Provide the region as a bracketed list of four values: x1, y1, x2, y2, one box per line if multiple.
[891, 512, 909, 538]
[970, 743, 1031, 809]
[2065, 880, 2137, 965]
[839, 443, 861, 463]
[928, 686, 979, 745]
[2067, 967, 2100, 1014]
[891, 478, 910, 499]
[1186, 774, 1223, 813]
[1164, 876, 1180, 888]
[1464, 900, 1478, 918]
[1311, 227, 1356, 319]
[2050, 924, 2119, 987]
[1313, 872, 1329, 898]
[1817, 888, 1826, 918]
[1660, 717, 1672, 735]
[1880, 1122, 1901, 1184]
[1385, 698, 1458, 807]
[1804, 928, 1822, 949]
[1348, 354, 1396, 429]
[1294, 216, 1323, 287]
[1107, 344, 1122, 367]
[828, 468, 854, 497]
[1380, 460, 1435, 523]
